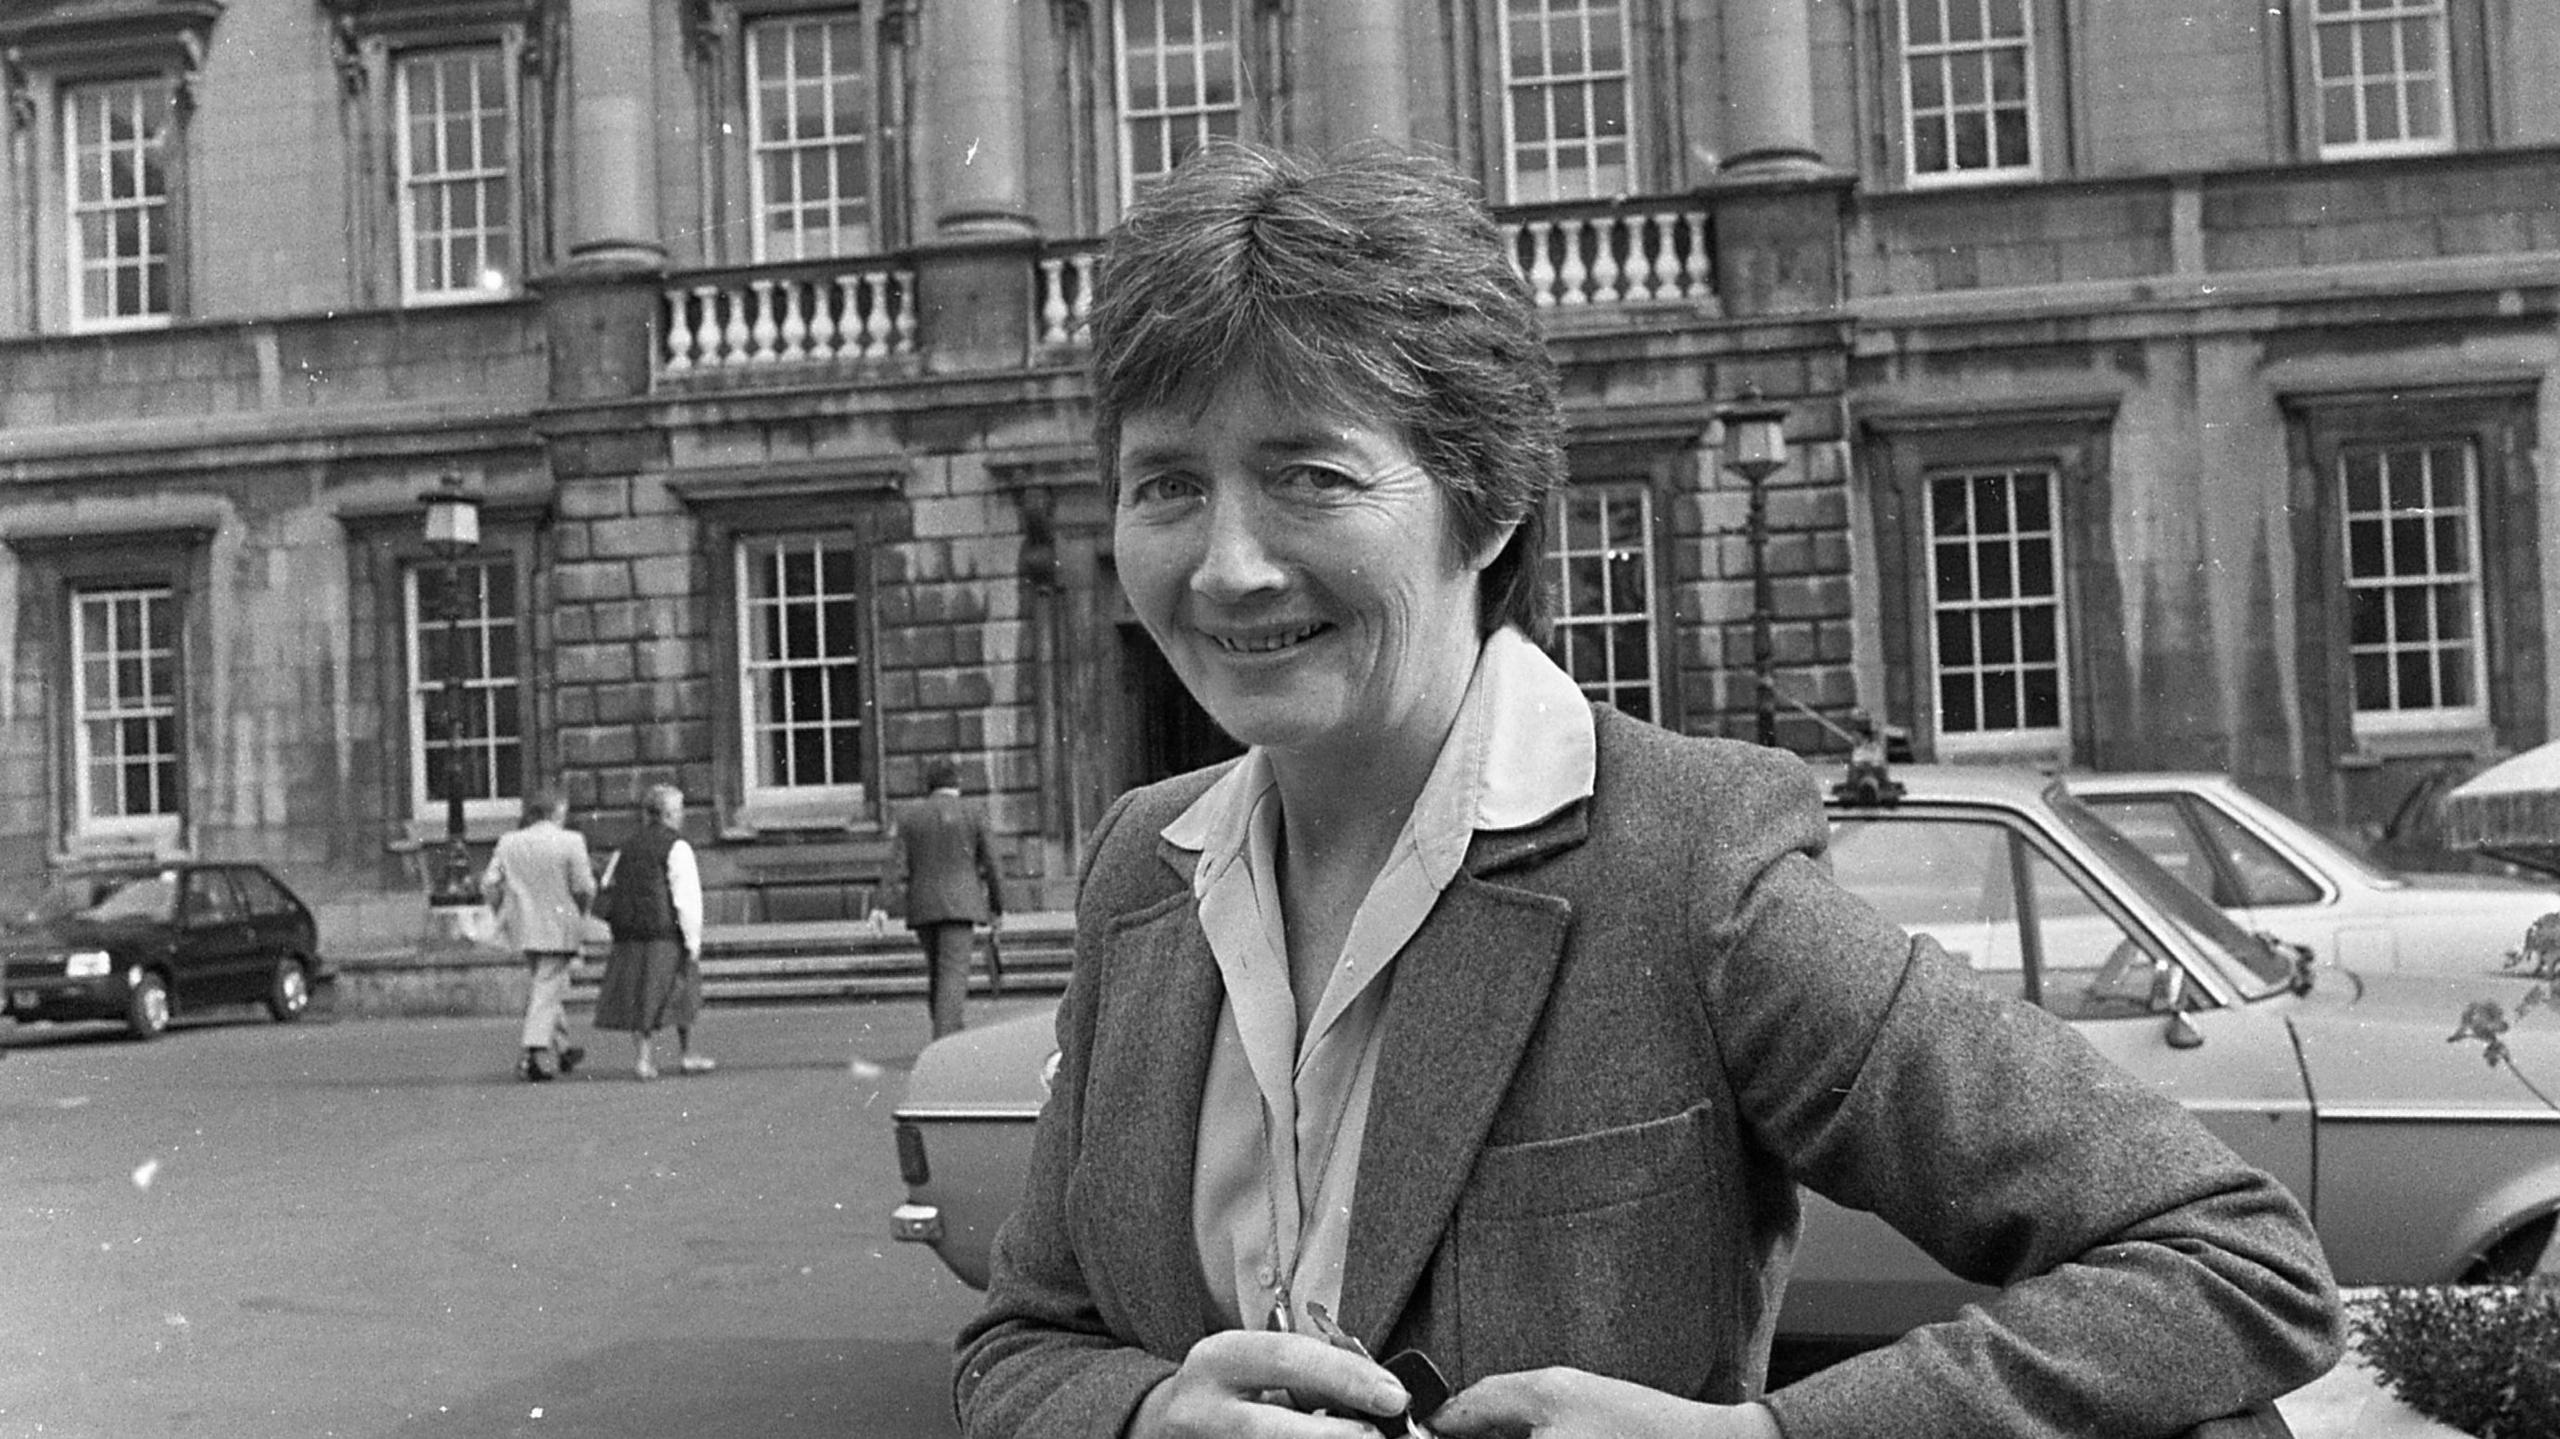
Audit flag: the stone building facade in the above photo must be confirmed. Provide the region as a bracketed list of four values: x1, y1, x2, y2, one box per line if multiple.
[0, 0, 2553, 947]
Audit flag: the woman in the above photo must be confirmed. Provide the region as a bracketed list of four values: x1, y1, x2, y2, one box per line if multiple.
[591, 783, 715, 1081]
[956, 144, 2341, 1438]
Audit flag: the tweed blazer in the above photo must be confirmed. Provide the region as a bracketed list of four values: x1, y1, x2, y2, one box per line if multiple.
[480, 819, 596, 955]
[887, 792, 1005, 927]
[956, 710, 2340, 1439]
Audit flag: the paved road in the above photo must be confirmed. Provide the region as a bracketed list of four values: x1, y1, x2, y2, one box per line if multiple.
[0, 995, 1053, 1439]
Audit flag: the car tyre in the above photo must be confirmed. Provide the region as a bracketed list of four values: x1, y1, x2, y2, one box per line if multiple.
[126, 973, 171, 1040]
[266, 958, 310, 1023]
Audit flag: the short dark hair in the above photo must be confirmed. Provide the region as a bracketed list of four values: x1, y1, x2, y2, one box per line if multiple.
[520, 789, 569, 825]
[923, 757, 962, 792]
[1088, 142, 1564, 640]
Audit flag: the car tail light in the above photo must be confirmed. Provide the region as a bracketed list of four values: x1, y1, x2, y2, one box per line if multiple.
[894, 1122, 930, 1186]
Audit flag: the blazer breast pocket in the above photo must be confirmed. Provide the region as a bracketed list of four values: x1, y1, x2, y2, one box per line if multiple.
[1447, 1103, 1737, 1400]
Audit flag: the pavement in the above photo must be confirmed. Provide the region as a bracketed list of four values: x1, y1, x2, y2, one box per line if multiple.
[2276, 1339, 2469, 1438]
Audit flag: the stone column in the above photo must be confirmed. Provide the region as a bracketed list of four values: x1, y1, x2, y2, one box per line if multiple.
[561, 0, 665, 270]
[924, 0, 1033, 237]
[1719, 0, 1823, 177]
[1311, 0, 1410, 149]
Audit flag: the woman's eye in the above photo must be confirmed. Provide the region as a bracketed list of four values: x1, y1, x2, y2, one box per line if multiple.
[1272, 463, 1357, 495]
[1124, 473, 1203, 511]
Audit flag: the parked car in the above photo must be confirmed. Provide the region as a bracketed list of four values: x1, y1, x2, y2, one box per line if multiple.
[890, 762, 2560, 1347]
[1, 861, 323, 1039]
[2068, 772, 2560, 977]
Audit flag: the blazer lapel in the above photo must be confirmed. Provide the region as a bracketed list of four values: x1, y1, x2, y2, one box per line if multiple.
[1337, 861, 1575, 1350]
[1076, 882, 1231, 1348]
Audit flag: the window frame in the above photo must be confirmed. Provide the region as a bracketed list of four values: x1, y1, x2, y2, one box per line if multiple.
[59, 74, 178, 332]
[1494, 0, 1638, 205]
[1867, 0, 2070, 191]
[674, 466, 902, 837]
[326, 0, 553, 311]
[2281, 0, 2501, 161]
[683, 0, 910, 268]
[2333, 436, 2489, 739]
[69, 582, 184, 844]
[403, 551, 527, 830]
[1111, 0, 1253, 210]
[1860, 402, 2117, 766]
[1543, 478, 1665, 725]
[2282, 384, 2543, 764]
[0, 1, 213, 335]
[390, 42, 521, 305]
[741, 8, 883, 262]
[732, 532, 873, 820]
[2, 525, 211, 858]
[1921, 462, 2071, 757]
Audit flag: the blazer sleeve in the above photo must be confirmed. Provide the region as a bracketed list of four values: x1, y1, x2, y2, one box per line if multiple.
[1694, 760, 2340, 1439]
[955, 789, 1178, 1437]
[566, 832, 597, 910]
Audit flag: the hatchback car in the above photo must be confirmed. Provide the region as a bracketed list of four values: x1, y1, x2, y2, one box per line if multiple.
[2, 861, 323, 1039]
[2069, 772, 2560, 977]
[889, 762, 2560, 1345]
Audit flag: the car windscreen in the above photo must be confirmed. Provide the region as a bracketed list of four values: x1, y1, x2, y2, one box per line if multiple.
[30, 871, 179, 926]
[2047, 788, 2297, 993]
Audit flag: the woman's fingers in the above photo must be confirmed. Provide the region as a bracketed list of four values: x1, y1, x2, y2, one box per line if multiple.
[1132, 1330, 1411, 1438]
[1432, 1368, 1778, 1439]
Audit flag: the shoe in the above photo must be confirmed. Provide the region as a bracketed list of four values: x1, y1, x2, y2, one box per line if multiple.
[634, 1056, 659, 1082]
[557, 1046, 586, 1076]
[518, 1054, 555, 1083]
[677, 1053, 717, 1075]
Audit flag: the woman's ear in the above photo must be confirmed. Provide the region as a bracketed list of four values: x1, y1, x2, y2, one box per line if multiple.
[1467, 519, 1521, 574]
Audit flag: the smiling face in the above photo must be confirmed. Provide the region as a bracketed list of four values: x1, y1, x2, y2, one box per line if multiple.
[1113, 371, 1506, 768]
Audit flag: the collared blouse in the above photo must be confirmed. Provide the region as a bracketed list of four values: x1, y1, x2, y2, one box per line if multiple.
[1159, 625, 1597, 1331]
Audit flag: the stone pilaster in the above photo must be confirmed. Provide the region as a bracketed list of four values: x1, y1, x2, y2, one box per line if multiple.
[1310, 0, 1409, 149]
[1719, 0, 1823, 178]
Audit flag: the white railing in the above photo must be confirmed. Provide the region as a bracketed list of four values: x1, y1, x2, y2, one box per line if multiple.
[661, 263, 918, 374]
[1507, 203, 1714, 309]
[1033, 246, 1100, 348]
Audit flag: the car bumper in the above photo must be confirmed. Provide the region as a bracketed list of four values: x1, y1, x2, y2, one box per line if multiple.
[5, 970, 136, 1022]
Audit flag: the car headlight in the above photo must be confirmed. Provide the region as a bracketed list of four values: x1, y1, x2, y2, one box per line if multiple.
[64, 950, 111, 979]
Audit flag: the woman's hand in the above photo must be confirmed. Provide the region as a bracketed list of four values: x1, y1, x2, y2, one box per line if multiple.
[1431, 1368, 1780, 1439]
[1129, 1329, 1410, 1438]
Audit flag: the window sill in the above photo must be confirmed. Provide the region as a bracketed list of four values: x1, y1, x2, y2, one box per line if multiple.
[723, 793, 876, 841]
[392, 815, 518, 850]
[2337, 726, 2496, 768]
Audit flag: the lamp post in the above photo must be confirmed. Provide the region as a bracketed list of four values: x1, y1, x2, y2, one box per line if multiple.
[1717, 388, 1791, 749]
[419, 472, 484, 908]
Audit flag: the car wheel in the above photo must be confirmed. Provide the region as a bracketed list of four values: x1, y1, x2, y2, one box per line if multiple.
[2461, 1213, 2558, 1284]
[126, 973, 171, 1040]
[265, 958, 311, 1023]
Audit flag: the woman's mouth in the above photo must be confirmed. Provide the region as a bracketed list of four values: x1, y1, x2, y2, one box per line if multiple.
[1210, 622, 1327, 655]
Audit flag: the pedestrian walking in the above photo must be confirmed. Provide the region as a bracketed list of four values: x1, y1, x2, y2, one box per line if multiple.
[590, 783, 714, 1081]
[480, 789, 596, 1082]
[883, 757, 1005, 1040]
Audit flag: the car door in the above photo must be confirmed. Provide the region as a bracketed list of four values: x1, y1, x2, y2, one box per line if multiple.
[1783, 807, 2315, 1340]
[176, 867, 260, 1007]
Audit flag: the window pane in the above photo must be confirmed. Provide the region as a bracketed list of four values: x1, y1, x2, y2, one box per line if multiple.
[64, 79, 174, 327]
[1503, 0, 1634, 202]
[740, 537, 867, 794]
[1930, 467, 2065, 740]
[397, 46, 514, 300]
[409, 557, 523, 811]
[73, 588, 180, 820]
[1541, 484, 1659, 720]
[1121, 0, 1244, 200]
[2340, 438, 2485, 726]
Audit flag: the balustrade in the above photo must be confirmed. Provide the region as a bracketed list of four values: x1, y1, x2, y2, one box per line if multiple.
[661, 262, 918, 375]
[1506, 202, 1715, 310]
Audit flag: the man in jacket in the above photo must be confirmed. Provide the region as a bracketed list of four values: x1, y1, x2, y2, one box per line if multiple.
[885, 757, 1005, 1039]
[481, 790, 596, 1082]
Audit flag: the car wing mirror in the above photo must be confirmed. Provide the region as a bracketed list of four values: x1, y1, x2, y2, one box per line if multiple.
[2154, 966, 2206, 1050]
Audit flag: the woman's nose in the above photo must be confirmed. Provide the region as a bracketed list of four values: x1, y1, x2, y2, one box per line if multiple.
[1190, 492, 1287, 600]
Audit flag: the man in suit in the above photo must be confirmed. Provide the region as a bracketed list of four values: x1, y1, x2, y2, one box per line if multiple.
[885, 757, 1005, 1039]
[481, 789, 597, 1082]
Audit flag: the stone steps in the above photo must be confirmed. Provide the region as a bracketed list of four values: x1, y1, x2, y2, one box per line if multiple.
[567, 913, 1076, 1006]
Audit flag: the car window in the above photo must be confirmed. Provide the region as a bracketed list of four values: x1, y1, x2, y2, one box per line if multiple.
[2188, 802, 2322, 906]
[183, 869, 244, 926]
[2049, 790, 2298, 993]
[37, 871, 178, 924]
[2084, 797, 2226, 903]
[1830, 815, 2154, 1018]
[230, 867, 296, 918]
